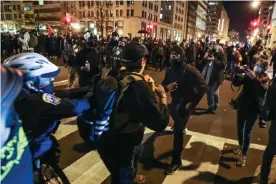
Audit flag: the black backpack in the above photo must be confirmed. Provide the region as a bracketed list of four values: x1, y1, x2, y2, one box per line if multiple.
[77, 72, 145, 145]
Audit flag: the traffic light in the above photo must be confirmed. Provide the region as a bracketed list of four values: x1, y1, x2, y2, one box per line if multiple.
[250, 19, 259, 28]
[146, 24, 153, 32]
[64, 16, 72, 25]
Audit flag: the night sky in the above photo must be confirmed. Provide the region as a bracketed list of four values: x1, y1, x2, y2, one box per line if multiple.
[223, 1, 258, 41]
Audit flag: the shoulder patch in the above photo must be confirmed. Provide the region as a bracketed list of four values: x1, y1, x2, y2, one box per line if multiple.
[42, 94, 61, 105]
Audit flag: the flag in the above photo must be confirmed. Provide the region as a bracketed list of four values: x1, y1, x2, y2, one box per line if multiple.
[48, 25, 54, 35]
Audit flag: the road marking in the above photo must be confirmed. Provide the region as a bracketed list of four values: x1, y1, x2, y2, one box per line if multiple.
[63, 151, 104, 183]
[54, 79, 68, 87]
[163, 135, 224, 184]
[55, 117, 78, 140]
[144, 127, 266, 151]
[55, 121, 267, 183]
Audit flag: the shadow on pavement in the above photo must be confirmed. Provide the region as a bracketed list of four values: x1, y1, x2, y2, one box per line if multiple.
[186, 171, 257, 184]
[73, 142, 93, 153]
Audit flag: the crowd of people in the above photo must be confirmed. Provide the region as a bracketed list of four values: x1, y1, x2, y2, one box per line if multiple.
[1, 29, 276, 184]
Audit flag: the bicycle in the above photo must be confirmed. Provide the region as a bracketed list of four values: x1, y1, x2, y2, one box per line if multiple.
[29, 122, 70, 184]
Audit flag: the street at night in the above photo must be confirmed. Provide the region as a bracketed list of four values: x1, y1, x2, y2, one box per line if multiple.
[51, 64, 275, 184]
[1, 0, 276, 184]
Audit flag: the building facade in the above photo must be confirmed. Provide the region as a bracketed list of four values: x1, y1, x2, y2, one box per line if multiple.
[195, 1, 208, 38]
[65, 0, 161, 38]
[1, 1, 25, 32]
[185, 1, 208, 40]
[186, 1, 197, 40]
[217, 6, 229, 41]
[228, 29, 239, 42]
[34, 1, 65, 31]
[206, 1, 229, 41]
[160, 0, 188, 41]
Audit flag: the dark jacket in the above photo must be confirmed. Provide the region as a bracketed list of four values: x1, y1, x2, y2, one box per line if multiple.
[75, 47, 100, 79]
[162, 46, 207, 107]
[232, 72, 267, 114]
[186, 44, 198, 66]
[271, 51, 276, 68]
[15, 90, 90, 139]
[117, 70, 169, 133]
[262, 78, 276, 119]
[211, 51, 227, 85]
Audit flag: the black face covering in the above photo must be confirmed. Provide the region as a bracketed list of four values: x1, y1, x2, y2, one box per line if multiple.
[170, 52, 182, 69]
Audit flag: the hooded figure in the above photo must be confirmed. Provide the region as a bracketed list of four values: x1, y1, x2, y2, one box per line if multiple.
[162, 45, 207, 175]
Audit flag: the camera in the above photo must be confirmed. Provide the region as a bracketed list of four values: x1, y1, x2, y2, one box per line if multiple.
[234, 65, 249, 75]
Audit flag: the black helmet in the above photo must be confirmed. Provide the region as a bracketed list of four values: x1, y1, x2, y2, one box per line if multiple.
[121, 42, 149, 67]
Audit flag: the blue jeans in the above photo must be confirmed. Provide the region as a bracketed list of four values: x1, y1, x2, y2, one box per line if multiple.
[237, 110, 258, 156]
[230, 60, 236, 72]
[206, 83, 220, 110]
[260, 119, 276, 181]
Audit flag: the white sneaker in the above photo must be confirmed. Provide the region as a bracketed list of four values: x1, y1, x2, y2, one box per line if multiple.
[236, 155, 246, 167]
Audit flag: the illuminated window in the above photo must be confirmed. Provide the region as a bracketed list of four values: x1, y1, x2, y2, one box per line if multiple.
[169, 5, 171, 10]
[160, 13, 163, 19]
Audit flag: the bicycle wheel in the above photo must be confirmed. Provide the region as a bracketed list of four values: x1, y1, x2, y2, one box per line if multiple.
[40, 163, 70, 184]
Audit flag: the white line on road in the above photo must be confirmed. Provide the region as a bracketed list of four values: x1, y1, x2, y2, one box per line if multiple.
[54, 80, 68, 87]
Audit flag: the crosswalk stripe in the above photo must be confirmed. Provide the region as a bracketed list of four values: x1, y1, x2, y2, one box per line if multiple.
[63, 151, 105, 183]
[55, 117, 78, 140]
[162, 135, 224, 184]
[71, 160, 109, 184]
[54, 119, 267, 184]
[145, 127, 266, 151]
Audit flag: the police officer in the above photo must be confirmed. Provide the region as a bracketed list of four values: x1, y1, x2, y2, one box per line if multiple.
[4, 53, 91, 160]
[1, 66, 33, 184]
[98, 41, 170, 184]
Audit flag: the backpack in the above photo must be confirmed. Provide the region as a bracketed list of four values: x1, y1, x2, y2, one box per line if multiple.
[28, 35, 38, 48]
[76, 72, 145, 145]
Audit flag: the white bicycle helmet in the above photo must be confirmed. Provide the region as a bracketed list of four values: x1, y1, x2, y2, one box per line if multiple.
[4, 53, 60, 80]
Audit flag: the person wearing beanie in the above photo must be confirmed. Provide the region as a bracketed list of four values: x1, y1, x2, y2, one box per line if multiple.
[161, 45, 207, 175]
[98, 42, 170, 184]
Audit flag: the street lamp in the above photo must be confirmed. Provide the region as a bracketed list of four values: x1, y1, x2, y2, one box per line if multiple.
[251, 0, 260, 9]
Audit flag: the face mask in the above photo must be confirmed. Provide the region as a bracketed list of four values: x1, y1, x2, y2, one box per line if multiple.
[170, 52, 181, 63]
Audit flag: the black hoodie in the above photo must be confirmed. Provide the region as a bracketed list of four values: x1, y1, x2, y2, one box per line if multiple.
[162, 46, 207, 107]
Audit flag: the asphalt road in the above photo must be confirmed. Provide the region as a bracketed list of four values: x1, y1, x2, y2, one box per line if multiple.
[53, 65, 275, 184]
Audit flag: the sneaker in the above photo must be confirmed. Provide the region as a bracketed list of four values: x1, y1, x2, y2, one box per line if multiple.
[164, 163, 182, 175]
[233, 147, 241, 155]
[236, 156, 246, 167]
[133, 175, 146, 184]
[259, 120, 267, 128]
[206, 107, 217, 114]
